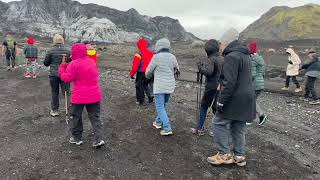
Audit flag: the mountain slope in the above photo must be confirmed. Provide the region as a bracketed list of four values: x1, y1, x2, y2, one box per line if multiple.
[240, 4, 320, 41]
[0, 0, 196, 43]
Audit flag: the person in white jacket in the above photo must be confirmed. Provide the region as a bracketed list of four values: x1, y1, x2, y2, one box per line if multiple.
[282, 48, 302, 93]
[145, 38, 179, 136]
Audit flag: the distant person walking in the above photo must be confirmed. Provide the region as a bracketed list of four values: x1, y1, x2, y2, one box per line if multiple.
[282, 48, 302, 92]
[146, 38, 179, 136]
[24, 37, 38, 78]
[44, 34, 71, 117]
[207, 40, 255, 167]
[191, 39, 223, 136]
[130, 38, 154, 105]
[2, 33, 18, 71]
[301, 50, 320, 105]
[248, 41, 268, 125]
[59, 43, 105, 148]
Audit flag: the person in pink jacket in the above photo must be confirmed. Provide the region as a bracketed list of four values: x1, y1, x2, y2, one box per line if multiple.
[59, 43, 105, 148]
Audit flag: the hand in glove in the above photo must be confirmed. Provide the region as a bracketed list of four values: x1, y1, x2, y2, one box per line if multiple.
[174, 68, 181, 79]
[288, 61, 293, 65]
[216, 102, 224, 113]
[130, 76, 135, 80]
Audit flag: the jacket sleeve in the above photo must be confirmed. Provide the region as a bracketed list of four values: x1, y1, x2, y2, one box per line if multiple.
[129, 53, 142, 77]
[146, 57, 157, 79]
[43, 50, 52, 67]
[218, 55, 239, 105]
[59, 63, 76, 83]
[301, 59, 314, 69]
[198, 58, 214, 76]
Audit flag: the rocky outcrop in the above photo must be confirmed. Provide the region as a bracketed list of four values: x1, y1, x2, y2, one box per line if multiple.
[240, 4, 320, 41]
[0, 0, 197, 43]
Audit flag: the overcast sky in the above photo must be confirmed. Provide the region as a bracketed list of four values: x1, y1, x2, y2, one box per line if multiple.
[2, 0, 320, 39]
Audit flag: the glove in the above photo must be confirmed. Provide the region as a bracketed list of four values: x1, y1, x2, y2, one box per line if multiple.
[216, 102, 224, 113]
[130, 76, 135, 80]
[288, 61, 293, 64]
[175, 69, 181, 78]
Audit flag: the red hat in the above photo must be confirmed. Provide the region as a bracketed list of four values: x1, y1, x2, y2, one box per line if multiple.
[248, 41, 258, 54]
[27, 37, 35, 45]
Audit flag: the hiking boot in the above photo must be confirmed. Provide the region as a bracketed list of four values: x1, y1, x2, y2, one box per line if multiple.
[281, 87, 289, 91]
[309, 100, 320, 105]
[258, 115, 268, 126]
[148, 97, 154, 103]
[136, 101, 144, 106]
[69, 137, 83, 146]
[209, 131, 214, 137]
[207, 153, 234, 165]
[153, 121, 162, 129]
[294, 87, 302, 93]
[32, 73, 37, 79]
[92, 140, 105, 149]
[160, 129, 173, 136]
[300, 97, 309, 102]
[191, 128, 205, 136]
[233, 155, 247, 167]
[25, 73, 31, 78]
[50, 110, 60, 117]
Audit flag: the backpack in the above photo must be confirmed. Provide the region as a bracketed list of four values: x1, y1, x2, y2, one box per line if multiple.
[6, 37, 15, 51]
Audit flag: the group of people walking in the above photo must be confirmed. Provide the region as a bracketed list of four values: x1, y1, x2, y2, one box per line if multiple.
[2, 31, 320, 165]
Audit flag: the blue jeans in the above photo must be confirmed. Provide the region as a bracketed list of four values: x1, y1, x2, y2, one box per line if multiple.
[198, 104, 209, 129]
[213, 116, 246, 156]
[155, 94, 171, 131]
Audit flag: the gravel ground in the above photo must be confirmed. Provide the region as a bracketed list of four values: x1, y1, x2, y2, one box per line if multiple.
[0, 65, 319, 179]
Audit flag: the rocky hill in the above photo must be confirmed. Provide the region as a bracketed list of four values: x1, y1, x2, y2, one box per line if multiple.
[240, 3, 320, 41]
[0, 0, 196, 43]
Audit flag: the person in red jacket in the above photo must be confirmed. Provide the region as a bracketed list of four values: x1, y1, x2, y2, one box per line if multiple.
[130, 38, 154, 105]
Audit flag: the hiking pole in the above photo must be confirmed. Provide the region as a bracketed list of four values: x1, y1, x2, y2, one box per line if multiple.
[196, 72, 201, 118]
[62, 54, 69, 124]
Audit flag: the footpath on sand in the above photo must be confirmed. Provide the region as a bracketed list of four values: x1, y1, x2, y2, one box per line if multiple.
[0, 67, 319, 179]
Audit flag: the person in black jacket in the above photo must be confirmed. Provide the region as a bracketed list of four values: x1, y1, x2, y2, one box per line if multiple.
[301, 50, 320, 105]
[44, 34, 71, 117]
[191, 39, 223, 136]
[207, 40, 255, 167]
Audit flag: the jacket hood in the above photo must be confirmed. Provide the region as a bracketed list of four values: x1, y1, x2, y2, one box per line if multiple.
[205, 39, 220, 57]
[71, 43, 88, 61]
[137, 38, 148, 50]
[248, 41, 258, 54]
[286, 48, 296, 55]
[223, 40, 250, 56]
[155, 38, 171, 53]
[27, 37, 35, 45]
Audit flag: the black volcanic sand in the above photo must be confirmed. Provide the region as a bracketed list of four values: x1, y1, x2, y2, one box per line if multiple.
[0, 67, 319, 179]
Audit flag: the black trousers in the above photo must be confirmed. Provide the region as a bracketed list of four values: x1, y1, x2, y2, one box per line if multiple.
[6, 51, 16, 68]
[70, 103, 103, 142]
[285, 76, 300, 88]
[305, 76, 318, 100]
[201, 89, 219, 114]
[135, 72, 152, 103]
[49, 76, 70, 111]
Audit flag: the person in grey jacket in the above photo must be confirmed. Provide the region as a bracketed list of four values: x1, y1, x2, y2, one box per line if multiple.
[43, 34, 71, 117]
[145, 38, 179, 136]
[301, 50, 320, 105]
[191, 39, 223, 136]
